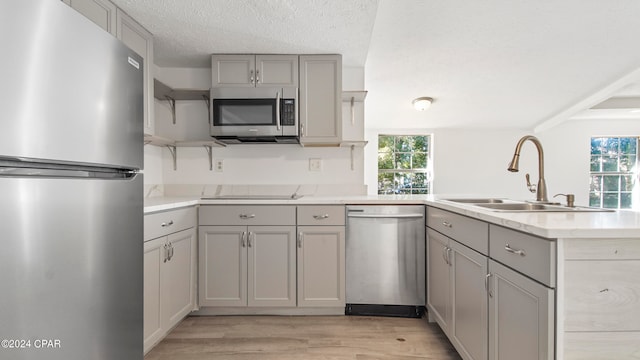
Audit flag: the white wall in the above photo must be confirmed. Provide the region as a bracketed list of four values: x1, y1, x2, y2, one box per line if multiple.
[145, 65, 367, 189]
[364, 120, 639, 206]
[538, 118, 640, 207]
[364, 128, 536, 198]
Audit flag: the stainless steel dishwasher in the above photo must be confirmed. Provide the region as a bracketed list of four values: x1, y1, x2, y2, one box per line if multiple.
[345, 205, 425, 317]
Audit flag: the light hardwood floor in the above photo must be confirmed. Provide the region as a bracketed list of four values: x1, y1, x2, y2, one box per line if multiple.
[145, 315, 462, 360]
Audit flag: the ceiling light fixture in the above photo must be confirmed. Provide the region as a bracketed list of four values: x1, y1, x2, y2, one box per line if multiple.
[412, 97, 434, 111]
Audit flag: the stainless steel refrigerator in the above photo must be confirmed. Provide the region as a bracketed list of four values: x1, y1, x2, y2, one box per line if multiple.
[0, 1, 143, 359]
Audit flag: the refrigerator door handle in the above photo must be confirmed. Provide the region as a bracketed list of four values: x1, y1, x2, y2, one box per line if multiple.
[0, 159, 138, 179]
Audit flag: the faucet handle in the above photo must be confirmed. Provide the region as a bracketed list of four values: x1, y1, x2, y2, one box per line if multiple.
[554, 193, 575, 207]
[525, 173, 537, 193]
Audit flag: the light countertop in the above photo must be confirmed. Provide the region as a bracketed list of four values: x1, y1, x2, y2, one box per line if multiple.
[144, 195, 640, 239]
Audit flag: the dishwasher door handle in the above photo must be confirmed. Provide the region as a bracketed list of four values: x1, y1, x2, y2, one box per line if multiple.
[347, 213, 424, 219]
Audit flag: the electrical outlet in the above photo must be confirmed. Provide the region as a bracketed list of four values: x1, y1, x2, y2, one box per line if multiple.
[215, 159, 224, 172]
[309, 158, 322, 171]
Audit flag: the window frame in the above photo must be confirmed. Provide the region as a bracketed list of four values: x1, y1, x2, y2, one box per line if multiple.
[377, 134, 433, 195]
[589, 136, 639, 209]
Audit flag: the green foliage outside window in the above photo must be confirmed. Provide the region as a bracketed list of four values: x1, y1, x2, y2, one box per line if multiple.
[378, 135, 431, 194]
[589, 137, 638, 209]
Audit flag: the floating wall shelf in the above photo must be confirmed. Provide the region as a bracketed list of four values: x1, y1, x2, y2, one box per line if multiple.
[153, 79, 210, 124]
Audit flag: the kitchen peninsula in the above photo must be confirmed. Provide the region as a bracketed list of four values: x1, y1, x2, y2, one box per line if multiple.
[144, 194, 640, 359]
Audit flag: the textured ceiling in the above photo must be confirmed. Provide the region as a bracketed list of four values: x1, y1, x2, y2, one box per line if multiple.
[111, 0, 640, 130]
[110, 0, 379, 68]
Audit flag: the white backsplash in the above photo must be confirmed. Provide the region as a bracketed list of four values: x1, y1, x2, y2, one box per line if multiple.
[160, 184, 367, 197]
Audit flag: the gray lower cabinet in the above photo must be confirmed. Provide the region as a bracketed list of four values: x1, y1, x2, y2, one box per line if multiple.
[199, 225, 296, 307]
[297, 226, 345, 307]
[428, 206, 556, 360]
[143, 207, 197, 354]
[488, 259, 554, 360]
[296, 205, 346, 307]
[427, 228, 488, 360]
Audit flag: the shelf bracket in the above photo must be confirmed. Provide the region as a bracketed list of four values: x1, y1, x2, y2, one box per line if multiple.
[202, 94, 211, 126]
[165, 95, 177, 124]
[350, 144, 355, 171]
[350, 96, 355, 126]
[166, 145, 177, 171]
[203, 145, 213, 171]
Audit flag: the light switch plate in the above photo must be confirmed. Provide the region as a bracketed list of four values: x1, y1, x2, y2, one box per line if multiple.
[309, 158, 322, 171]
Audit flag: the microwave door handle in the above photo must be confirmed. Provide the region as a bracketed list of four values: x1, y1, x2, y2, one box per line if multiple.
[276, 90, 281, 131]
[295, 88, 299, 136]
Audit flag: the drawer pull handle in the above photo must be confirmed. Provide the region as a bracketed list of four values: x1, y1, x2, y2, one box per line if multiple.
[442, 221, 452, 228]
[505, 244, 526, 257]
[247, 232, 254, 248]
[313, 214, 330, 220]
[239, 214, 256, 219]
[161, 220, 174, 227]
[241, 231, 247, 247]
[298, 232, 304, 248]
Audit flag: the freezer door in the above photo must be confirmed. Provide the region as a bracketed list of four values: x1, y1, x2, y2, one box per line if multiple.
[0, 0, 143, 169]
[0, 174, 143, 359]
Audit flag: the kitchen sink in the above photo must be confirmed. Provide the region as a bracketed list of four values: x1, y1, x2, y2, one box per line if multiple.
[442, 198, 506, 204]
[473, 202, 613, 212]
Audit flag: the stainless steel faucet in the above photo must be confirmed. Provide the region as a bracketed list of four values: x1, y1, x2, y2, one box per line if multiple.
[507, 135, 550, 203]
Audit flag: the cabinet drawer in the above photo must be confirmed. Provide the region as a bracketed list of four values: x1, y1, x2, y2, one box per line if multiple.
[489, 225, 556, 287]
[427, 206, 488, 255]
[297, 205, 345, 226]
[199, 205, 296, 226]
[144, 207, 196, 241]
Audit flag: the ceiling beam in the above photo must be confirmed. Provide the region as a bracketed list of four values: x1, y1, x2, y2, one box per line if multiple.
[534, 66, 640, 133]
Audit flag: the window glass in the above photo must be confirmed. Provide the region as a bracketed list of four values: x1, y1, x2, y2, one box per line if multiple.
[589, 137, 639, 209]
[377, 135, 432, 194]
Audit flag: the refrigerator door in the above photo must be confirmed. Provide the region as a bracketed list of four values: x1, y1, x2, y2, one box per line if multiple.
[0, 173, 143, 359]
[0, 0, 143, 169]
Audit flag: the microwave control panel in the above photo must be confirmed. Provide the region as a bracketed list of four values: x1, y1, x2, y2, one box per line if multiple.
[281, 99, 296, 126]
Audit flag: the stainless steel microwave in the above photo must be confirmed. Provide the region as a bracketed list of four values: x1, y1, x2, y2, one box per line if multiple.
[210, 87, 299, 144]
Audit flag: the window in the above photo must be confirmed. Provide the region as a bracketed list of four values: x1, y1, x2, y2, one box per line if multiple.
[590, 137, 639, 209]
[377, 135, 432, 194]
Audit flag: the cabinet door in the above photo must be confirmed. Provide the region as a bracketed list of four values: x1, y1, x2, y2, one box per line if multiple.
[299, 55, 342, 145]
[143, 237, 164, 353]
[427, 228, 451, 332]
[297, 226, 346, 307]
[199, 226, 247, 306]
[450, 240, 488, 360]
[63, 0, 117, 35]
[256, 55, 299, 87]
[116, 9, 154, 135]
[488, 260, 554, 360]
[212, 55, 255, 87]
[162, 228, 196, 330]
[247, 226, 297, 307]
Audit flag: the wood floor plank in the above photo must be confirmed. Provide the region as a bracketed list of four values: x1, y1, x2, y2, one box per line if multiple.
[145, 315, 462, 360]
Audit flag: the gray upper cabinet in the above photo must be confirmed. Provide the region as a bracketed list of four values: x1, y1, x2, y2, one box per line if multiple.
[211, 54, 298, 88]
[116, 9, 154, 135]
[62, 0, 117, 35]
[299, 55, 342, 145]
[63, 0, 154, 135]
